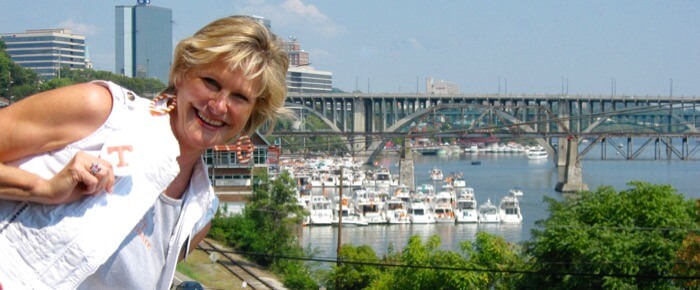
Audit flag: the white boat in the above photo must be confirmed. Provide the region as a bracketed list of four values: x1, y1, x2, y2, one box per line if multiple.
[354, 189, 387, 224]
[363, 168, 393, 189]
[332, 196, 368, 226]
[527, 145, 548, 160]
[432, 191, 456, 223]
[464, 144, 479, 153]
[509, 187, 524, 197]
[454, 188, 479, 223]
[383, 197, 410, 224]
[416, 184, 436, 196]
[499, 193, 523, 223]
[449, 173, 467, 188]
[321, 174, 337, 187]
[408, 197, 435, 224]
[429, 167, 443, 181]
[310, 174, 324, 188]
[478, 198, 500, 223]
[305, 195, 333, 226]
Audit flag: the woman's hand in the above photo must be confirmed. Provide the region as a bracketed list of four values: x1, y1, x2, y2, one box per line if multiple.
[34, 151, 115, 204]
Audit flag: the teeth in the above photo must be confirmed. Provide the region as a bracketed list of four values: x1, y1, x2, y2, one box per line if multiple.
[197, 111, 224, 126]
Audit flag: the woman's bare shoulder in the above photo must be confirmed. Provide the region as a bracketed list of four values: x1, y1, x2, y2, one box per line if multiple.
[0, 82, 114, 161]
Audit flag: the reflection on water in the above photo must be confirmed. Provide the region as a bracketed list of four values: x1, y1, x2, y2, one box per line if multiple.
[302, 222, 524, 257]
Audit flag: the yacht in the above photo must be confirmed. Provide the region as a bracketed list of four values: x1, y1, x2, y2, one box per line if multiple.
[408, 197, 435, 224]
[499, 193, 523, 223]
[450, 173, 467, 188]
[478, 198, 500, 223]
[355, 189, 387, 224]
[464, 144, 479, 153]
[429, 167, 443, 181]
[305, 195, 333, 226]
[432, 191, 455, 223]
[416, 184, 436, 196]
[363, 168, 393, 189]
[509, 187, 524, 197]
[527, 145, 548, 160]
[383, 197, 410, 224]
[454, 188, 479, 223]
[332, 196, 368, 226]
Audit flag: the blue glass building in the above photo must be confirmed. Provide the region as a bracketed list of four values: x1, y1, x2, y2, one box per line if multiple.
[115, 0, 172, 84]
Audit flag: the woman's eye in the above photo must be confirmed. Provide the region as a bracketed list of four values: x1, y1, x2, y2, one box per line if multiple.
[230, 93, 250, 103]
[202, 77, 221, 91]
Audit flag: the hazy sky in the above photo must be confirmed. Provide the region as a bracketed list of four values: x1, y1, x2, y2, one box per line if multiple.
[1, 1, 698, 96]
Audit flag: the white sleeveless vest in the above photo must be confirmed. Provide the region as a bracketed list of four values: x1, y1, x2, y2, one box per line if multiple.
[0, 81, 217, 290]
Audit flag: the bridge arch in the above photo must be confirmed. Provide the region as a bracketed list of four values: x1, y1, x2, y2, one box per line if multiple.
[284, 102, 352, 152]
[365, 103, 559, 163]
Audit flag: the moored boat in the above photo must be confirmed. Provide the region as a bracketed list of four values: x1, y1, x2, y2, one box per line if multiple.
[478, 198, 500, 223]
[527, 145, 548, 160]
[454, 187, 479, 223]
[305, 195, 333, 226]
[408, 197, 435, 224]
[499, 193, 523, 223]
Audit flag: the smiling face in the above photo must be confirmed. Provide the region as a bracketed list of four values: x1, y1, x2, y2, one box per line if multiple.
[170, 61, 260, 155]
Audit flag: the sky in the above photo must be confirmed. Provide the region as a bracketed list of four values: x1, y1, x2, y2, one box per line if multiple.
[1, 1, 698, 96]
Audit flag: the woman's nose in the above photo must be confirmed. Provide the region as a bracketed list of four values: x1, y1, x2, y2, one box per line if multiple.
[208, 93, 228, 114]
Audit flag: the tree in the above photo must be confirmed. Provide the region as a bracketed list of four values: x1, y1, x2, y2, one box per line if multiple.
[523, 181, 698, 289]
[367, 234, 523, 290]
[208, 170, 315, 289]
[673, 199, 700, 288]
[320, 244, 382, 290]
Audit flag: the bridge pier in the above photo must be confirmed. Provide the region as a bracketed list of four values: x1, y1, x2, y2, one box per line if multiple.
[555, 136, 589, 193]
[398, 141, 415, 191]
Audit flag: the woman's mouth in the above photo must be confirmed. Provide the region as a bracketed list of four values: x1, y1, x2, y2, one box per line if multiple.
[196, 110, 225, 127]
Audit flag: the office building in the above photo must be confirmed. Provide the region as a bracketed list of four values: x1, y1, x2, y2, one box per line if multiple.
[282, 36, 332, 93]
[287, 66, 333, 93]
[283, 36, 310, 67]
[0, 29, 88, 79]
[115, 0, 172, 83]
[426, 77, 459, 94]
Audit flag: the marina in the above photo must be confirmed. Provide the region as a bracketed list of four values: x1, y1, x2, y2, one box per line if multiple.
[297, 143, 700, 257]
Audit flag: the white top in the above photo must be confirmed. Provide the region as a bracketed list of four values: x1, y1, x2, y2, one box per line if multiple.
[0, 81, 218, 290]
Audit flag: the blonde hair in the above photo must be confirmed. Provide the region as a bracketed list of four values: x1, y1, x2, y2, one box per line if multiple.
[166, 15, 289, 134]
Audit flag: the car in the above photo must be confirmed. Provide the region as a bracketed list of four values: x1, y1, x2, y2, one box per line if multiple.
[174, 281, 204, 290]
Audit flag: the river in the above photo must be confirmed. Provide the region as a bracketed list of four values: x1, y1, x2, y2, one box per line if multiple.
[299, 140, 700, 258]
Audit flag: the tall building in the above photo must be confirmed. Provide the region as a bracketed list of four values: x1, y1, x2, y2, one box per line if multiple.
[282, 36, 332, 93]
[283, 36, 310, 67]
[115, 0, 172, 84]
[0, 29, 89, 79]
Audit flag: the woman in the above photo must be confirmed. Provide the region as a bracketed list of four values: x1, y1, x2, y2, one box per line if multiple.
[0, 16, 288, 289]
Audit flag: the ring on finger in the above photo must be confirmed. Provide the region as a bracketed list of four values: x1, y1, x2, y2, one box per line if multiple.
[90, 163, 102, 175]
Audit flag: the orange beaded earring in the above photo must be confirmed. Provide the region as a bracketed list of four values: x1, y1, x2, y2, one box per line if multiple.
[235, 134, 254, 164]
[149, 94, 177, 116]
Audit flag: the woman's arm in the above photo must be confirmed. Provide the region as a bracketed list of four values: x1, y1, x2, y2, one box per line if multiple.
[0, 83, 116, 204]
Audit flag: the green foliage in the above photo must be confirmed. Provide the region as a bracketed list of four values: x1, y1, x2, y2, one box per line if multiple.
[523, 181, 697, 289]
[321, 244, 382, 290]
[276, 114, 347, 154]
[364, 234, 522, 290]
[208, 170, 314, 289]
